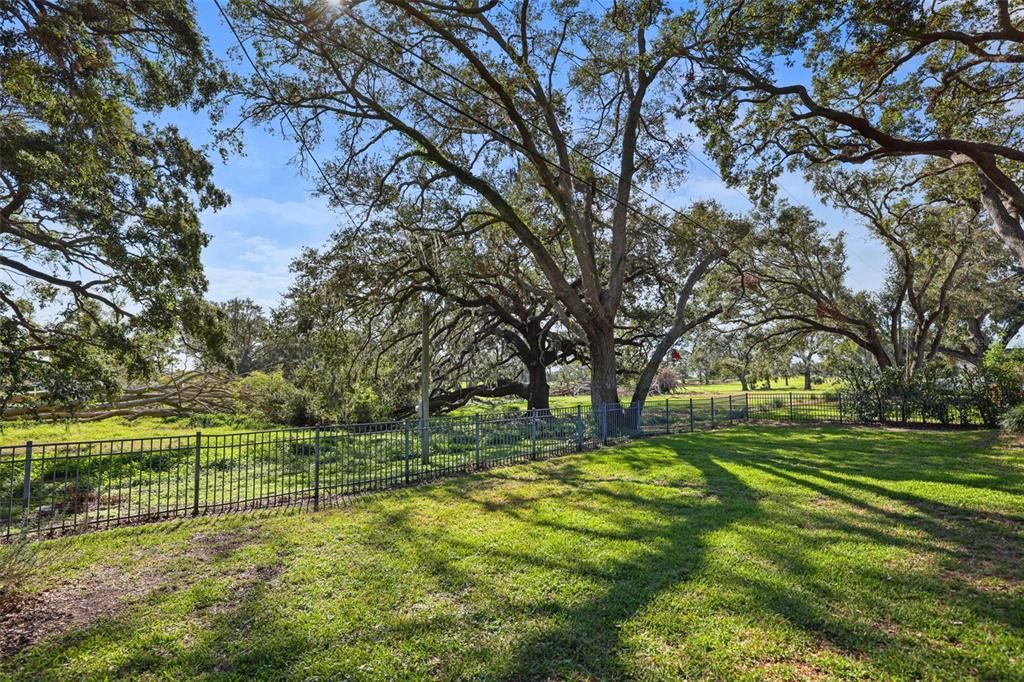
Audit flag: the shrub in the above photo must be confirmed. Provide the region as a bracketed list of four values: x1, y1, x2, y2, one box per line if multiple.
[652, 366, 681, 395]
[345, 382, 385, 423]
[1001, 404, 1024, 433]
[234, 371, 323, 426]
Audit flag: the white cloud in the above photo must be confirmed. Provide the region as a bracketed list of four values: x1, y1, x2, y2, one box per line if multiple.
[201, 194, 336, 237]
[199, 193, 337, 308]
[204, 265, 295, 309]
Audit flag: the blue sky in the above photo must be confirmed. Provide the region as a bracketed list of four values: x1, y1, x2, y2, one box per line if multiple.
[185, 1, 886, 310]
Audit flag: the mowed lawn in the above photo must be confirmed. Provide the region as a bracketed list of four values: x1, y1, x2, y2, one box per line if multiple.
[3, 426, 1023, 680]
[452, 378, 839, 414]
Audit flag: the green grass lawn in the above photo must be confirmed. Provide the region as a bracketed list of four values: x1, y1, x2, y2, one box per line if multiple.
[678, 377, 840, 394]
[3, 425, 1022, 680]
[0, 378, 838, 441]
[0, 415, 280, 448]
[453, 378, 839, 414]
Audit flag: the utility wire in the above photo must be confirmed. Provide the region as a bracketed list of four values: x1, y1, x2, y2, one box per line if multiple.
[218, 0, 720, 240]
[560, 0, 876, 285]
[579, 0, 880, 279]
[213, 0, 348, 210]
[338, 5, 718, 238]
[217, 0, 856, 277]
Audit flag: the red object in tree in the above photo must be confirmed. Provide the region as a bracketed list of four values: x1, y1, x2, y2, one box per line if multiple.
[670, 350, 682, 362]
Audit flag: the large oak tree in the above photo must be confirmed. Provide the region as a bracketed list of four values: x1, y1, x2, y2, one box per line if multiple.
[736, 166, 1018, 376]
[231, 0, 734, 407]
[1, 0, 229, 404]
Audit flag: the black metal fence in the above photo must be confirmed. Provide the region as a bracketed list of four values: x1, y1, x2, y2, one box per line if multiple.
[742, 391, 994, 427]
[1, 392, 993, 539]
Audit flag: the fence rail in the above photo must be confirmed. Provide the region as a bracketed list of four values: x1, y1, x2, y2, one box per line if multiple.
[1, 392, 993, 539]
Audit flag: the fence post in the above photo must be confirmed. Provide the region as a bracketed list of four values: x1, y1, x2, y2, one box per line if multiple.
[530, 409, 538, 459]
[192, 432, 201, 517]
[711, 397, 716, 428]
[313, 425, 321, 512]
[728, 395, 734, 425]
[744, 393, 750, 421]
[420, 414, 430, 465]
[404, 419, 411, 484]
[689, 398, 695, 432]
[21, 441, 32, 513]
[838, 394, 844, 425]
[665, 398, 671, 435]
[475, 414, 482, 468]
[576, 405, 584, 451]
[789, 393, 794, 421]
[600, 404, 609, 444]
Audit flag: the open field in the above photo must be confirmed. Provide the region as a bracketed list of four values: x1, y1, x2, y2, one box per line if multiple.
[0, 376, 835, 440]
[0, 415, 280, 449]
[0, 380, 839, 444]
[452, 378, 840, 415]
[1, 402, 726, 537]
[2, 425, 1021, 680]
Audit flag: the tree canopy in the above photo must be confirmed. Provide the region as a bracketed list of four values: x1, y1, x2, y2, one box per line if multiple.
[674, 0, 1024, 267]
[0, 0, 230, 407]
[229, 0, 745, 407]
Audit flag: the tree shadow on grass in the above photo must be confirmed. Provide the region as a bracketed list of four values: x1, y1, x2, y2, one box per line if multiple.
[350, 437, 763, 680]
[722, 425, 1024, 495]
[6, 427, 1023, 680]
[736, 457, 1023, 622]
[689, 429, 1024, 679]
[434, 429, 1023, 679]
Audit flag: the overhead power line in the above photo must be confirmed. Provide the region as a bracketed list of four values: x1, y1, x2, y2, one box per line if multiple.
[216, 0, 722, 240]
[338, 5, 721, 239]
[213, 0, 347, 210]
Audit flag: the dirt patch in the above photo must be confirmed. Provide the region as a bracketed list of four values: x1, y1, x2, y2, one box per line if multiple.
[0, 564, 154, 658]
[187, 526, 263, 561]
[0, 526, 268, 659]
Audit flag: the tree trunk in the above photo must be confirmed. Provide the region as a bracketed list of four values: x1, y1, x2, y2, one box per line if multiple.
[588, 329, 619, 409]
[527, 362, 550, 410]
[975, 168, 1024, 268]
[739, 375, 749, 391]
[630, 337, 676, 407]
[803, 367, 812, 390]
